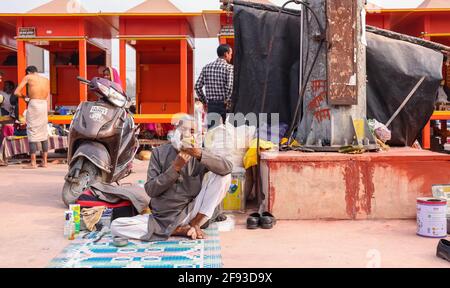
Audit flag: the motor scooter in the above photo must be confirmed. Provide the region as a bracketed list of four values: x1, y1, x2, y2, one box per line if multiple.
[62, 76, 138, 206]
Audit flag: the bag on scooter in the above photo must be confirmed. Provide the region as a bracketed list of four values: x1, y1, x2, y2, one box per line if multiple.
[76, 189, 138, 221]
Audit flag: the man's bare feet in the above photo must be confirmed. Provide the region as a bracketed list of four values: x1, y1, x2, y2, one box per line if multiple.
[172, 225, 193, 237]
[23, 164, 37, 169]
[188, 213, 208, 239]
[26, 154, 38, 169]
[38, 163, 48, 168]
[186, 226, 198, 240]
[172, 225, 205, 240]
[191, 225, 205, 239]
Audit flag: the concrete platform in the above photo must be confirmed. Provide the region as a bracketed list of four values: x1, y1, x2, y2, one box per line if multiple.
[221, 215, 449, 268]
[261, 148, 450, 220]
[0, 160, 448, 267]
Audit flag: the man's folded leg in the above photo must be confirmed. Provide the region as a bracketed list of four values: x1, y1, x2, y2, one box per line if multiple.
[110, 214, 149, 240]
[198, 173, 231, 220]
[182, 172, 232, 228]
[111, 173, 232, 241]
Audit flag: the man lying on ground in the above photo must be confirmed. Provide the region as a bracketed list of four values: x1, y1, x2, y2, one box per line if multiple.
[111, 116, 233, 241]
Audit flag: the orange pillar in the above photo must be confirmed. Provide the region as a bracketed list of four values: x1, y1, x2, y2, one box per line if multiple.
[180, 39, 188, 113]
[135, 51, 140, 113]
[422, 120, 431, 149]
[383, 14, 391, 30]
[17, 40, 27, 116]
[119, 39, 127, 91]
[105, 50, 112, 67]
[79, 39, 87, 102]
[423, 15, 431, 40]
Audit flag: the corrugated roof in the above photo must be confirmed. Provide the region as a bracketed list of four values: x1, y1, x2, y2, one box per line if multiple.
[365, 2, 383, 11]
[0, 0, 304, 14]
[0, 0, 51, 14]
[0, 0, 221, 14]
[418, 0, 450, 9]
[5, 0, 450, 14]
[366, 0, 450, 11]
[126, 0, 182, 14]
[29, 0, 88, 14]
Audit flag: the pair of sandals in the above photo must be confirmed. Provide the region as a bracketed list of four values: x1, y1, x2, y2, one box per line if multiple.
[246, 212, 276, 229]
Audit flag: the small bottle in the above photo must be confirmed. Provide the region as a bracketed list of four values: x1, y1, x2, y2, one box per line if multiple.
[100, 208, 113, 228]
[63, 211, 72, 238]
[64, 210, 75, 240]
[68, 220, 75, 241]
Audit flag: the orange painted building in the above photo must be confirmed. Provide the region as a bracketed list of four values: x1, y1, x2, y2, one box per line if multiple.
[0, 0, 222, 124]
[219, 13, 234, 47]
[4, 1, 116, 124]
[0, 19, 17, 91]
[118, 2, 196, 123]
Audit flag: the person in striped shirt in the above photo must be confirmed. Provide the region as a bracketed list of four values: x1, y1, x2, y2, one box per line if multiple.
[195, 44, 234, 129]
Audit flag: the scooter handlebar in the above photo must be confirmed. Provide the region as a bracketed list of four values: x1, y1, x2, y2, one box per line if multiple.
[77, 76, 91, 85]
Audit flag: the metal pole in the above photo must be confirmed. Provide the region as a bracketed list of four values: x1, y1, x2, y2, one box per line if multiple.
[385, 76, 426, 128]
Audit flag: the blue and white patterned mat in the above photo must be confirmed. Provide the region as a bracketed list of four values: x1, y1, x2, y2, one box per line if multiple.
[48, 224, 222, 268]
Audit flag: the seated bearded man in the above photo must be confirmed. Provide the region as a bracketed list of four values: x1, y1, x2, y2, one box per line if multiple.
[111, 116, 233, 240]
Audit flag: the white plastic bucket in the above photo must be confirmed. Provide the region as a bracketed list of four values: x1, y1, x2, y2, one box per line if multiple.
[416, 197, 447, 238]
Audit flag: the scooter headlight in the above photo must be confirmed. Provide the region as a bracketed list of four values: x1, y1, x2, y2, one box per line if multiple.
[97, 82, 110, 96]
[108, 88, 127, 108]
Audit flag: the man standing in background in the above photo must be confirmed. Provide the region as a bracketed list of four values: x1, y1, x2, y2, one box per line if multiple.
[195, 44, 234, 129]
[1, 81, 17, 117]
[14, 65, 50, 169]
[0, 80, 17, 143]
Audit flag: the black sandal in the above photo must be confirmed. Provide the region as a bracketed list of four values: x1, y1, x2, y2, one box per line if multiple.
[260, 212, 276, 229]
[246, 213, 261, 229]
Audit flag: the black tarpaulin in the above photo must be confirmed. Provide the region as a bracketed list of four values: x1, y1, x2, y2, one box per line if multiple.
[231, 2, 444, 146]
[366, 32, 443, 146]
[231, 2, 301, 125]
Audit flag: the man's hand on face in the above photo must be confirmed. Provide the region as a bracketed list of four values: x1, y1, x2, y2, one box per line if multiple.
[173, 151, 191, 172]
[181, 147, 202, 160]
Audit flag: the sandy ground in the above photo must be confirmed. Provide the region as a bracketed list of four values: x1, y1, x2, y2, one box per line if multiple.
[0, 159, 448, 268]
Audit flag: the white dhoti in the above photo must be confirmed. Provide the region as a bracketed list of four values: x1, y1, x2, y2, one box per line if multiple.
[111, 173, 231, 240]
[26, 99, 48, 142]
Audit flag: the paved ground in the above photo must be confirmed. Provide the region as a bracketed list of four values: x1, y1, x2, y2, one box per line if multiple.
[0, 160, 448, 268]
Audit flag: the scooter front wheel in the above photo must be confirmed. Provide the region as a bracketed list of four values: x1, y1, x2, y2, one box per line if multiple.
[62, 161, 99, 206]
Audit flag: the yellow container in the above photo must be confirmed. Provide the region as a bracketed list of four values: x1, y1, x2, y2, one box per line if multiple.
[222, 170, 246, 213]
[69, 204, 81, 234]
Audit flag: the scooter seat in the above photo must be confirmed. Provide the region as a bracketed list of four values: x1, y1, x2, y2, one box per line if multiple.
[76, 189, 133, 209]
